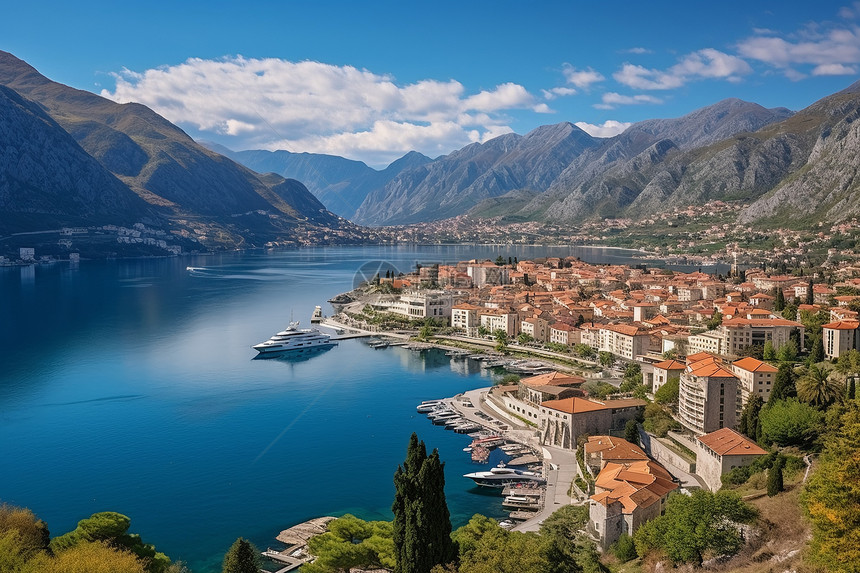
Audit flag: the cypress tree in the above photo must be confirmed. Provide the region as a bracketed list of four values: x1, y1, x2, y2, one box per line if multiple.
[806, 279, 814, 305]
[849, 377, 856, 401]
[767, 456, 785, 497]
[393, 433, 453, 573]
[222, 538, 259, 573]
[771, 363, 797, 401]
[625, 419, 639, 445]
[739, 395, 763, 439]
[774, 287, 786, 312]
[809, 335, 825, 365]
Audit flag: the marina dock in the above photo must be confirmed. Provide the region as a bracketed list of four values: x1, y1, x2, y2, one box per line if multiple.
[264, 516, 336, 573]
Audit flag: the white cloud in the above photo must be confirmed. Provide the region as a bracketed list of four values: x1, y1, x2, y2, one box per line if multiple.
[102, 56, 542, 167]
[813, 63, 858, 75]
[574, 120, 632, 138]
[542, 87, 578, 100]
[614, 49, 752, 90]
[562, 65, 605, 89]
[594, 92, 663, 109]
[624, 47, 652, 54]
[737, 19, 860, 79]
[614, 63, 685, 90]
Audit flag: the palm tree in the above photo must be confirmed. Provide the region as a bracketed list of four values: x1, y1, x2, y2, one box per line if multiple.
[797, 365, 844, 409]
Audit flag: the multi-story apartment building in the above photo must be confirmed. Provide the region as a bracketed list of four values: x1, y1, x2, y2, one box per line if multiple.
[451, 303, 483, 334]
[731, 356, 778, 406]
[822, 320, 860, 359]
[688, 318, 803, 359]
[678, 354, 739, 434]
[478, 308, 519, 337]
[521, 317, 550, 342]
[598, 324, 651, 361]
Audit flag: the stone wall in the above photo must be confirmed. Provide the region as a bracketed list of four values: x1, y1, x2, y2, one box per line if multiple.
[638, 429, 696, 475]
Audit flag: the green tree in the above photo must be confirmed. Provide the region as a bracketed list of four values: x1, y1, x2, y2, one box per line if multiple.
[706, 311, 723, 331]
[654, 377, 680, 408]
[781, 302, 798, 321]
[767, 456, 784, 497]
[800, 309, 831, 340]
[619, 363, 642, 392]
[517, 332, 534, 345]
[738, 394, 763, 439]
[221, 538, 259, 573]
[805, 279, 814, 305]
[774, 287, 786, 312]
[624, 419, 639, 445]
[612, 533, 637, 562]
[392, 434, 454, 573]
[30, 541, 147, 573]
[808, 334, 825, 365]
[759, 399, 823, 448]
[573, 344, 595, 359]
[477, 325, 489, 337]
[771, 363, 797, 401]
[0, 504, 50, 561]
[304, 516, 394, 573]
[598, 351, 615, 368]
[763, 340, 776, 361]
[50, 512, 169, 573]
[849, 378, 857, 401]
[802, 403, 860, 571]
[633, 490, 758, 565]
[777, 340, 798, 363]
[797, 365, 844, 409]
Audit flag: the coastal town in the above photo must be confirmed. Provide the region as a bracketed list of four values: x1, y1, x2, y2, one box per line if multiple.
[276, 253, 860, 568]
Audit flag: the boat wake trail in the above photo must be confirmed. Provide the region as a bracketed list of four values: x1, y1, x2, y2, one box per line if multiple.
[251, 380, 335, 465]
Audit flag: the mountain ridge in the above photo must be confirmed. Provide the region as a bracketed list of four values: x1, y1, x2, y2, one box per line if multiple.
[0, 50, 346, 250]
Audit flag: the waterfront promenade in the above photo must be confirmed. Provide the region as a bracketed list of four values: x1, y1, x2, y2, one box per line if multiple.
[322, 313, 586, 532]
[443, 387, 583, 532]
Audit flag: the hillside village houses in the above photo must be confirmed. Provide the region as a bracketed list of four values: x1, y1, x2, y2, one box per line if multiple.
[343, 256, 860, 545]
[584, 436, 678, 549]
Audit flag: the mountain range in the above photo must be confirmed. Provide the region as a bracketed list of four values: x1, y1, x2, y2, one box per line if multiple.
[0, 50, 347, 250]
[223, 88, 860, 230]
[3, 48, 860, 250]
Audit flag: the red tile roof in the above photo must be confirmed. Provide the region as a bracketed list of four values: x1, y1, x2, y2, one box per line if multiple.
[541, 397, 646, 414]
[732, 357, 779, 373]
[697, 427, 767, 456]
[822, 320, 860, 331]
[653, 359, 686, 370]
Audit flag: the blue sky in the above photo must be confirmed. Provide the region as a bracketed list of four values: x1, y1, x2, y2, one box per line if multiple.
[4, 1, 860, 167]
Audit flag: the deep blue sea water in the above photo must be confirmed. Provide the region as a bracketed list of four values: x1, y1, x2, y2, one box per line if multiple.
[0, 244, 693, 571]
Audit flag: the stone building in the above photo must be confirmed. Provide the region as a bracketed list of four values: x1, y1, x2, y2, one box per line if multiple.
[695, 427, 767, 492]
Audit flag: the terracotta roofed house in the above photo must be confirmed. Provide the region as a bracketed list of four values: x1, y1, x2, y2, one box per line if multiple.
[588, 459, 678, 549]
[539, 397, 646, 449]
[696, 427, 767, 491]
[584, 435, 650, 474]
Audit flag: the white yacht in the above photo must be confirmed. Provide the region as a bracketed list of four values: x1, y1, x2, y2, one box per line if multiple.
[252, 321, 338, 354]
[463, 466, 546, 488]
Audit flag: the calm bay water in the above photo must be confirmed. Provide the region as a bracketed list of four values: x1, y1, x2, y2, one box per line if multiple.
[1, 244, 682, 571]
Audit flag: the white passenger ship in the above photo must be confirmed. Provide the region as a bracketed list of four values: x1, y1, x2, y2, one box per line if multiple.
[252, 322, 338, 354]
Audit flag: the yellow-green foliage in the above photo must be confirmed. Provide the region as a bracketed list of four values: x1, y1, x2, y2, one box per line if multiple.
[27, 541, 146, 573]
[303, 514, 395, 573]
[802, 403, 860, 572]
[0, 504, 50, 559]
